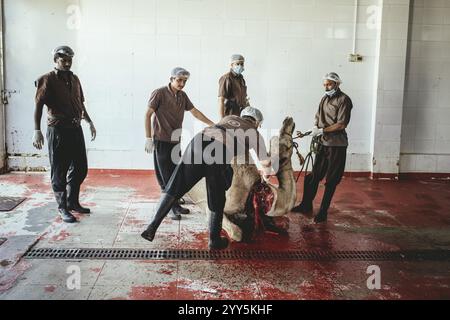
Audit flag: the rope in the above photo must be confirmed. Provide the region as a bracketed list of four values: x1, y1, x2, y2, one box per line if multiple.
[294, 135, 320, 183]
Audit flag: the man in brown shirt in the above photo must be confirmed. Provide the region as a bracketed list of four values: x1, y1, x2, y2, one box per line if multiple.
[292, 72, 353, 223]
[142, 107, 271, 250]
[145, 67, 214, 220]
[218, 54, 249, 118]
[33, 46, 97, 223]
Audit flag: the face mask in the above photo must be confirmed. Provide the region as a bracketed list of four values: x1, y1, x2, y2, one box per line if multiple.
[233, 65, 244, 75]
[325, 88, 337, 97]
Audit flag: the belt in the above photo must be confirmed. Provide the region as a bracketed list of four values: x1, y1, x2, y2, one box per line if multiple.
[49, 116, 82, 128]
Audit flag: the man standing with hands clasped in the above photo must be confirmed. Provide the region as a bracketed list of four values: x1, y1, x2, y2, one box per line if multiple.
[145, 67, 215, 220]
[292, 72, 353, 223]
[33, 46, 97, 223]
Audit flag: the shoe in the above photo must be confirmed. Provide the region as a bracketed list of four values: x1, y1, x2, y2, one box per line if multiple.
[172, 203, 190, 215]
[141, 194, 178, 242]
[291, 202, 313, 214]
[68, 204, 91, 214]
[58, 209, 77, 223]
[141, 228, 156, 242]
[315, 184, 337, 223]
[314, 210, 328, 223]
[208, 211, 229, 250]
[209, 236, 229, 250]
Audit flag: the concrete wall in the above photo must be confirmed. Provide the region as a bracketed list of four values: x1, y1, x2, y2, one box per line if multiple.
[371, 0, 410, 176]
[4, 0, 76, 170]
[0, 0, 6, 172]
[3, 0, 448, 175]
[400, 0, 450, 173]
[3, 0, 382, 172]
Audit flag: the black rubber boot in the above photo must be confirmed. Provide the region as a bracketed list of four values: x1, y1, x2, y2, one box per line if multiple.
[141, 194, 178, 242]
[314, 210, 328, 223]
[58, 208, 77, 223]
[67, 184, 91, 214]
[68, 205, 91, 214]
[172, 203, 190, 215]
[54, 191, 68, 210]
[292, 175, 318, 214]
[208, 211, 229, 250]
[291, 202, 313, 214]
[314, 184, 337, 224]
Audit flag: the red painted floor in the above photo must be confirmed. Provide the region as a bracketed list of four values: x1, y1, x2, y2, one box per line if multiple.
[0, 172, 450, 300]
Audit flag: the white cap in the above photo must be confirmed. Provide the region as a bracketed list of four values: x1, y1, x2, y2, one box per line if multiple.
[171, 67, 190, 79]
[241, 106, 264, 123]
[231, 54, 245, 64]
[324, 72, 342, 84]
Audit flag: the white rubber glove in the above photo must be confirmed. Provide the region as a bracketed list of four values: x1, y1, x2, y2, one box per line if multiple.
[261, 161, 272, 182]
[311, 126, 324, 137]
[145, 138, 154, 154]
[32, 130, 44, 150]
[88, 122, 97, 141]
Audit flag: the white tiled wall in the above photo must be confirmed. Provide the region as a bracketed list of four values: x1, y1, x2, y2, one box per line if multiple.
[400, 0, 450, 173]
[0, 5, 5, 171]
[5, 0, 383, 171]
[11, 0, 449, 175]
[371, 0, 410, 175]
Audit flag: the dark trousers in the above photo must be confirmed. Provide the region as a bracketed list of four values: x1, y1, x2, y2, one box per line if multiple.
[302, 144, 347, 213]
[153, 140, 181, 191]
[47, 126, 88, 210]
[164, 133, 233, 213]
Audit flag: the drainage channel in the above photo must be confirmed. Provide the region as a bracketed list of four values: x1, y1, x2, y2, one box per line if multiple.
[24, 248, 450, 262]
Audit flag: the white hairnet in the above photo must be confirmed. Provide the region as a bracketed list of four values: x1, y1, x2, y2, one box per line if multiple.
[324, 72, 342, 84]
[241, 106, 264, 123]
[171, 67, 190, 79]
[230, 54, 245, 64]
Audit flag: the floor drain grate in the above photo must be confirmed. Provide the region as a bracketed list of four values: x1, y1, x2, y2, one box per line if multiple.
[0, 238, 7, 247]
[24, 248, 450, 262]
[0, 197, 27, 212]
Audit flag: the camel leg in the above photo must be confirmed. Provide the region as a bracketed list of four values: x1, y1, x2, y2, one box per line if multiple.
[222, 213, 243, 242]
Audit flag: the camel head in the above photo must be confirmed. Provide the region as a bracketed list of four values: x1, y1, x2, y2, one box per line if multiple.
[270, 117, 296, 172]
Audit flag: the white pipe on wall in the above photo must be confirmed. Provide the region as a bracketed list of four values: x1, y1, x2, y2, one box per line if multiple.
[352, 0, 359, 54]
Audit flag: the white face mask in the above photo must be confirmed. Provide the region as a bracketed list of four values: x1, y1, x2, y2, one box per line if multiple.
[232, 65, 244, 75]
[325, 88, 337, 97]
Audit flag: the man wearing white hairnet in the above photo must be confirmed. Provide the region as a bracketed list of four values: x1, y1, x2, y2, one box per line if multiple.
[293, 72, 353, 223]
[145, 67, 214, 220]
[218, 54, 250, 118]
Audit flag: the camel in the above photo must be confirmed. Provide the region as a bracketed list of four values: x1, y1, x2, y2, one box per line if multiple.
[187, 117, 297, 242]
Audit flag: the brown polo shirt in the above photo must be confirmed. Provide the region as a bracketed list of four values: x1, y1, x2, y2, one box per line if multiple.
[35, 70, 86, 127]
[315, 89, 353, 147]
[148, 84, 195, 143]
[218, 71, 248, 116]
[203, 115, 269, 161]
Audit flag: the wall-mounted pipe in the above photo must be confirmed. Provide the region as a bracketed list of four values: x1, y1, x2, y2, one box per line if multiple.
[352, 0, 359, 55]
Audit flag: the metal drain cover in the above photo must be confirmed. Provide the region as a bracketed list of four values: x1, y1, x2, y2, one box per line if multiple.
[0, 238, 7, 247]
[0, 197, 26, 212]
[24, 248, 450, 262]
